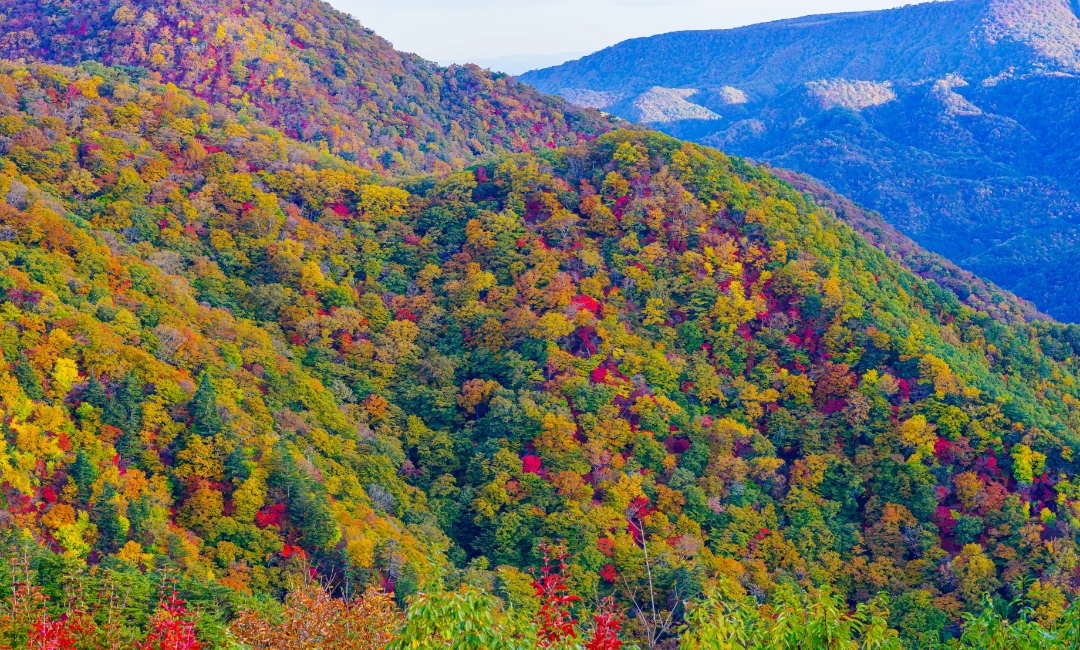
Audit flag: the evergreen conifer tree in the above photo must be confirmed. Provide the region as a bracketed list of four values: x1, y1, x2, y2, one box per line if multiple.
[96, 483, 126, 552]
[104, 374, 144, 463]
[225, 447, 252, 484]
[191, 373, 223, 437]
[81, 374, 107, 409]
[269, 445, 339, 551]
[14, 358, 43, 400]
[104, 373, 142, 434]
[70, 450, 98, 506]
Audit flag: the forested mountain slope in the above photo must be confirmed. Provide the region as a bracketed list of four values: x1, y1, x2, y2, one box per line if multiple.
[522, 0, 1080, 322]
[1, 59, 1080, 646]
[0, 0, 1050, 328]
[0, 0, 612, 175]
[523, 0, 1080, 97]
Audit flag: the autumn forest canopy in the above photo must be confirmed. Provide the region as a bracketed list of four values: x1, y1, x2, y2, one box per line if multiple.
[0, 1, 1077, 649]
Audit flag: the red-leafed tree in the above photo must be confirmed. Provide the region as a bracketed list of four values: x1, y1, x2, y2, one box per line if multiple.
[532, 542, 583, 647]
[135, 594, 201, 650]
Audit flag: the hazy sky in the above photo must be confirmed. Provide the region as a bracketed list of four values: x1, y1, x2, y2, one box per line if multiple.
[327, 0, 923, 65]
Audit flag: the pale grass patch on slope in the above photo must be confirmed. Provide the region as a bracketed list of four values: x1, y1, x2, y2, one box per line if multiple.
[930, 75, 984, 116]
[717, 86, 749, 105]
[555, 88, 626, 111]
[804, 79, 897, 111]
[626, 87, 722, 123]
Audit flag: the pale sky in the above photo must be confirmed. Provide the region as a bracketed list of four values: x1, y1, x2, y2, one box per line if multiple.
[328, 0, 926, 69]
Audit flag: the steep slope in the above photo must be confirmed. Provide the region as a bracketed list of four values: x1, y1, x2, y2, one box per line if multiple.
[0, 62, 438, 606]
[2, 60, 1080, 646]
[522, 0, 1080, 322]
[769, 167, 1046, 324]
[0, 0, 612, 175]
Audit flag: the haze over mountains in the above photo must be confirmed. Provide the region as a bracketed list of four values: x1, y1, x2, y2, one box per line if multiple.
[456, 52, 589, 76]
[523, 0, 1080, 322]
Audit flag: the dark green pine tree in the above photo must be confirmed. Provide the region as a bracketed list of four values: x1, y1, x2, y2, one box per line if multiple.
[104, 373, 142, 433]
[268, 445, 338, 551]
[14, 358, 43, 400]
[225, 447, 252, 485]
[95, 483, 126, 552]
[106, 373, 144, 461]
[70, 450, 98, 506]
[191, 373, 223, 437]
[127, 494, 152, 541]
[81, 374, 107, 409]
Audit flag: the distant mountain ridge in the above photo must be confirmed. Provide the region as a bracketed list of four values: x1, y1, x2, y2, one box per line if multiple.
[460, 52, 589, 76]
[525, 0, 1080, 99]
[770, 167, 1047, 324]
[523, 0, 1080, 322]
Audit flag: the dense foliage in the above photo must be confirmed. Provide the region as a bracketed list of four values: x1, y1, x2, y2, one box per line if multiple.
[522, 0, 1080, 322]
[0, 56, 1079, 646]
[0, 0, 612, 176]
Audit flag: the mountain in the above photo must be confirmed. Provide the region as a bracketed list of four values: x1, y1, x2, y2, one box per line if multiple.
[521, 0, 1080, 323]
[0, 0, 1046, 327]
[1, 1, 1080, 647]
[1, 55, 1080, 645]
[523, 0, 1080, 96]
[1, 0, 611, 175]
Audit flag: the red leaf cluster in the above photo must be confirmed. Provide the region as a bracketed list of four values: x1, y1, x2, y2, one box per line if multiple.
[522, 455, 543, 475]
[134, 593, 201, 650]
[532, 542, 582, 648]
[255, 503, 286, 527]
[585, 597, 624, 650]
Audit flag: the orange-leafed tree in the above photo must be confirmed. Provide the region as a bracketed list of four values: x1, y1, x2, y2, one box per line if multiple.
[229, 579, 400, 650]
